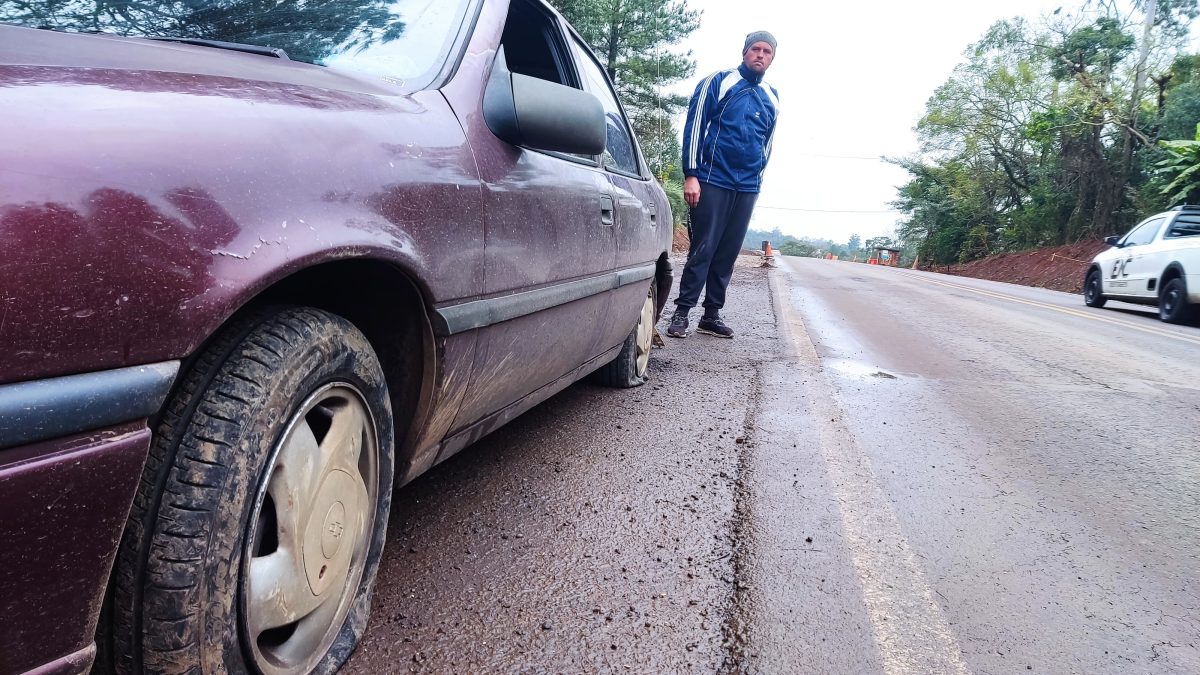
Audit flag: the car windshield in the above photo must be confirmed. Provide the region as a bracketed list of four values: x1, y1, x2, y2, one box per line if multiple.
[0, 0, 473, 87]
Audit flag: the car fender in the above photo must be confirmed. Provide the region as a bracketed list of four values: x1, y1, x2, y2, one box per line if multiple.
[0, 53, 484, 385]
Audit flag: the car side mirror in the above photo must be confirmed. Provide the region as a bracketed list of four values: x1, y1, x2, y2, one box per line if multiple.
[1104, 236, 1121, 247]
[483, 49, 606, 156]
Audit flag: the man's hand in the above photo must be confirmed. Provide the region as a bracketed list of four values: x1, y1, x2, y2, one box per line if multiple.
[683, 177, 701, 208]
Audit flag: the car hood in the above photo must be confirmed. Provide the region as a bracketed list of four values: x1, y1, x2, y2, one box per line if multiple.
[0, 24, 402, 97]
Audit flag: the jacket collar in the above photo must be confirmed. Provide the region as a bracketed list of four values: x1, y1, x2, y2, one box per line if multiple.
[738, 63, 764, 85]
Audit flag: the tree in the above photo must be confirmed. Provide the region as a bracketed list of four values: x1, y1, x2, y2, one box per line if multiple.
[1161, 82, 1200, 139]
[551, 0, 698, 108]
[1161, 56, 1200, 139]
[847, 234, 862, 253]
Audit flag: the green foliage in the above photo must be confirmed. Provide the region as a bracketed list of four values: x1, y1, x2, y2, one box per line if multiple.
[1156, 124, 1200, 204]
[1048, 17, 1134, 81]
[661, 175, 686, 226]
[1161, 81, 1200, 139]
[1167, 54, 1200, 88]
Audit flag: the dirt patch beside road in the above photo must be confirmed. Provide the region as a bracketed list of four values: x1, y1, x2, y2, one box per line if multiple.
[928, 240, 1111, 294]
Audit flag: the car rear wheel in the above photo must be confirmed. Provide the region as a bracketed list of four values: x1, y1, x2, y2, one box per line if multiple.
[1159, 277, 1194, 324]
[1084, 269, 1107, 308]
[111, 307, 394, 675]
[594, 281, 657, 388]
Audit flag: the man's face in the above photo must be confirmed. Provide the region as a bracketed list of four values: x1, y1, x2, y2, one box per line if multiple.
[743, 42, 774, 73]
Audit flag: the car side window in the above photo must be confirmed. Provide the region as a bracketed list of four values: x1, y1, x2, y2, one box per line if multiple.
[1166, 214, 1200, 238]
[567, 37, 642, 177]
[1121, 217, 1165, 246]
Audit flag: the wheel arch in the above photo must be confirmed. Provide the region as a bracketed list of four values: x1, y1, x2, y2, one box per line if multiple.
[1159, 262, 1187, 295]
[168, 259, 437, 472]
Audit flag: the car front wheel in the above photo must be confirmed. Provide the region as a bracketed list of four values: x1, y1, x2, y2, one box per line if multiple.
[110, 307, 394, 675]
[1084, 269, 1107, 308]
[594, 281, 657, 388]
[1159, 277, 1194, 324]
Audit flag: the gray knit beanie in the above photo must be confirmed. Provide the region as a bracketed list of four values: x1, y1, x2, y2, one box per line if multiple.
[743, 30, 777, 54]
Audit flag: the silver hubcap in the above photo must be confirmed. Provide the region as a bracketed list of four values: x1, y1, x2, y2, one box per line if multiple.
[635, 292, 655, 376]
[243, 384, 378, 675]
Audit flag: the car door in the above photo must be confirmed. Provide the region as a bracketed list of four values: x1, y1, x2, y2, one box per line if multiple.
[1105, 216, 1164, 298]
[564, 33, 663, 356]
[1114, 216, 1167, 298]
[436, 0, 617, 437]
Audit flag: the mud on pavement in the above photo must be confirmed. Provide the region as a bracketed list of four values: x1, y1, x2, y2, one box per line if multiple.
[344, 256, 781, 673]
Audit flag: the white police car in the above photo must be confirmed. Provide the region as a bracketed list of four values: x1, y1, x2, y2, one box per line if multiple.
[1084, 205, 1200, 323]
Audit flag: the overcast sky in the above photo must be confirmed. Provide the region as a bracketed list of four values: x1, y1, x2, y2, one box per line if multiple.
[668, 0, 1144, 244]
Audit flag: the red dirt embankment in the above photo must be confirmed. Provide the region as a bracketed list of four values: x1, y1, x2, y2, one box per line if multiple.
[933, 240, 1111, 294]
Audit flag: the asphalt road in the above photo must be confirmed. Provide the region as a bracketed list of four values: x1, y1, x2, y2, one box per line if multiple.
[751, 257, 1199, 674]
[345, 255, 1199, 674]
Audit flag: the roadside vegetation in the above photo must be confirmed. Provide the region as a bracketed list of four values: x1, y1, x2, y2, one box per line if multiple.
[892, 0, 1200, 266]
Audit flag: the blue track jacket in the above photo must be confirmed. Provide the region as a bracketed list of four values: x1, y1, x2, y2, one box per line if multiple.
[682, 63, 779, 193]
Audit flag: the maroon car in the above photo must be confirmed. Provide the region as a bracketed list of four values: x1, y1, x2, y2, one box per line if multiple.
[0, 0, 672, 672]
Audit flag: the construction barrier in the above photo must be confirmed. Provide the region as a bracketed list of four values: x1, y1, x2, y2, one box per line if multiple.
[761, 240, 776, 267]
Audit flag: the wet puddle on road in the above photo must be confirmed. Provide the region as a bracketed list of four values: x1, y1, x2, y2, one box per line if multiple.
[824, 358, 904, 381]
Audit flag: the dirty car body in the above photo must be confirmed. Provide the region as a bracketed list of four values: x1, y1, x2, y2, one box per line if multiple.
[0, 0, 671, 672]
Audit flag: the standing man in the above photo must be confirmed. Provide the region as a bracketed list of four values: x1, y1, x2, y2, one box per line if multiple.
[667, 31, 779, 339]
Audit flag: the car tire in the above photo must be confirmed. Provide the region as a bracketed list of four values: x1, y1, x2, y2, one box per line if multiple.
[594, 281, 657, 388]
[110, 307, 394, 675]
[1159, 277, 1194, 324]
[1084, 269, 1107, 308]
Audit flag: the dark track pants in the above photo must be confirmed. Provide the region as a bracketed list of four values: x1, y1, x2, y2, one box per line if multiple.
[675, 182, 758, 314]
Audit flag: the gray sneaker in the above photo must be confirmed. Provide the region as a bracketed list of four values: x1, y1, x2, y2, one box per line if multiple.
[666, 311, 689, 338]
[696, 314, 734, 338]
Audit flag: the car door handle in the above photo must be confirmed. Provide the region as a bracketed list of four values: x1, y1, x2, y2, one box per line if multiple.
[600, 194, 614, 226]
[648, 202, 657, 225]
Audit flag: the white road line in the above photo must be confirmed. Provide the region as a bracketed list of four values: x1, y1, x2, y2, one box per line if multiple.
[772, 270, 971, 675]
